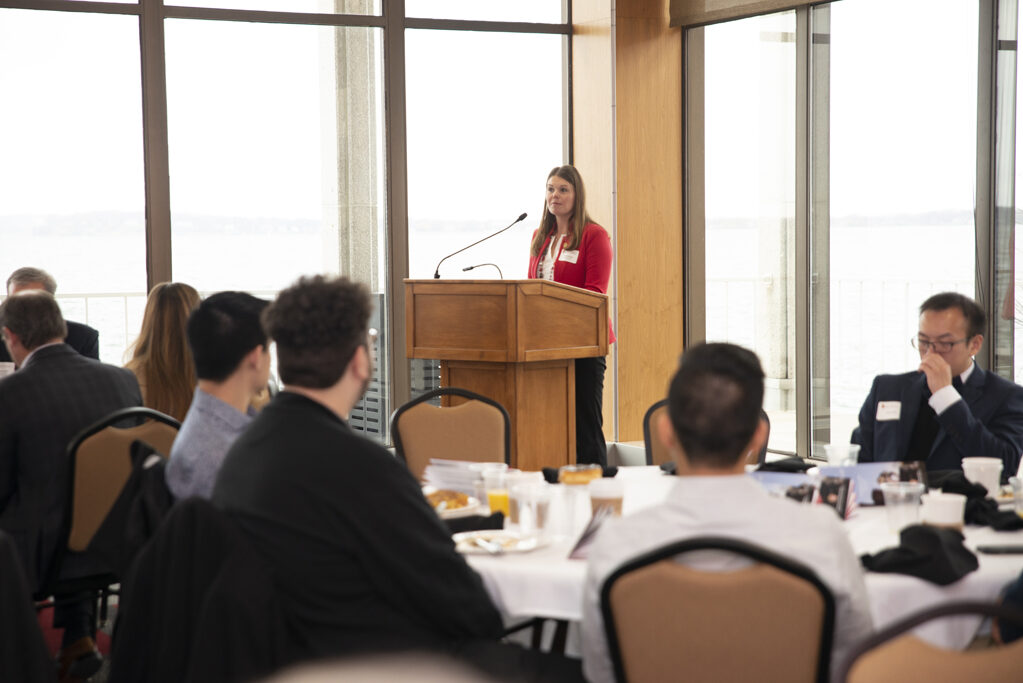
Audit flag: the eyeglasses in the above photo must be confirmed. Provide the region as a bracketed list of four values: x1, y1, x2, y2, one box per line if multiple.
[911, 337, 969, 353]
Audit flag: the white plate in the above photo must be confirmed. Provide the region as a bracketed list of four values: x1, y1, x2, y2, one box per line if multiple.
[422, 486, 482, 519]
[453, 530, 548, 555]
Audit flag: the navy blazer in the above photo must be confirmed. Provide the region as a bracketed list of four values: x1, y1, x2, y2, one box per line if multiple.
[0, 319, 99, 363]
[0, 344, 141, 589]
[853, 366, 1023, 476]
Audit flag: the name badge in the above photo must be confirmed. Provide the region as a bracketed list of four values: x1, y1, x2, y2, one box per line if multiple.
[559, 250, 579, 264]
[876, 401, 901, 421]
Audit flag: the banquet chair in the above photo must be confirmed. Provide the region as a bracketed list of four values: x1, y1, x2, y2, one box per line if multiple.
[840, 601, 1023, 683]
[391, 387, 510, 481]
[642, 399, 670, 467]
[601, 536, 835, 683]
[34, 406, 180, 626]
[644, 400, 771, 468]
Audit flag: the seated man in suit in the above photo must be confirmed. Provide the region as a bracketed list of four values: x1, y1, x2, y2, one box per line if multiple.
[212, 275, 581, 682]
[581, 343, 873, 683]
[0, 267, 100, 365]
[853, 292, 1023, 478]
[0, 291, 142, 681]
[166, 291, 270, 500]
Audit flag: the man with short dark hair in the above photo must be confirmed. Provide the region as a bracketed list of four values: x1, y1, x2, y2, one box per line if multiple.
[166, 292, 270, 500]
[581, 343, 872, 683]
[0, 267, 100, 363]
[0, 291, 141, 681]
[853, 292, 1023, 476]
[213, 276, 580, 681]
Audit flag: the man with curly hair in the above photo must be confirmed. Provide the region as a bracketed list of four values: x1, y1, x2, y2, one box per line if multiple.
[213, 276, 580, 682]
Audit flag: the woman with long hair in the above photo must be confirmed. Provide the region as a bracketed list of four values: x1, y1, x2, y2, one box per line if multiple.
[125, 282, 201, 422]
[528, 165, 615, 467]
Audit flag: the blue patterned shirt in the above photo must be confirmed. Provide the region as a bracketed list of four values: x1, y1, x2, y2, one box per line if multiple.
[166, 387, 254, 499]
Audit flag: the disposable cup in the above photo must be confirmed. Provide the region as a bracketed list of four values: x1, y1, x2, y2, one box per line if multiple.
[962, 457, 1003, 498]
[880, 481, 925, 532]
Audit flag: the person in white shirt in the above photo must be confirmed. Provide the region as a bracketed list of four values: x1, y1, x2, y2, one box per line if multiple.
[581, 342, 873, 683]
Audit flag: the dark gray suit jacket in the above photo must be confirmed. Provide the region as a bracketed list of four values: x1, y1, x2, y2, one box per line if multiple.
[0, 344, 141, 590]
[0, 320, 99, 363]
[853, 366, 1023, 476]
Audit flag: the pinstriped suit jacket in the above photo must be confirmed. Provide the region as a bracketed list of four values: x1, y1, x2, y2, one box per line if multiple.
[0, 344, 141, 589]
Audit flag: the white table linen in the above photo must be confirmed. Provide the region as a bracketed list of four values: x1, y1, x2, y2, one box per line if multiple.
[466, 473, 1023, 650]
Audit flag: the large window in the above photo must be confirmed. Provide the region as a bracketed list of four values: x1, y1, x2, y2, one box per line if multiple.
[702, 12, 797, 451]
[0, 9, 147, 364]
[0, 0, 570, 444]
[688, 0, 1015, 458]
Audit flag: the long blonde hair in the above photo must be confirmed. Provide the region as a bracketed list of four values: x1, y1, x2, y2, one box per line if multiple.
[530, 165, 595, 258]
[126, 282, 201, 421]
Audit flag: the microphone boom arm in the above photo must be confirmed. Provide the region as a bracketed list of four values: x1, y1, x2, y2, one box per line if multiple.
[433, 212, 527, 278]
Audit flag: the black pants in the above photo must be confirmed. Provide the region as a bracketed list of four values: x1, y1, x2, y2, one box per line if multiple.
[53, 591, 96, 647]
[575, 356, 607, 468]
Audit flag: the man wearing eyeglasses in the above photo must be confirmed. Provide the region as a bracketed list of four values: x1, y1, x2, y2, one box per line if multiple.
[853, 292, 1023, 476]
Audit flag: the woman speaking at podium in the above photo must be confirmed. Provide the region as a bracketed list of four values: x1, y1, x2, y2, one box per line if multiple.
[527, 165, 614, 467]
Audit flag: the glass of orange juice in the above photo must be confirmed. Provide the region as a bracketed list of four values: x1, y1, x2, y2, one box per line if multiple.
[483, 468, 512, 516]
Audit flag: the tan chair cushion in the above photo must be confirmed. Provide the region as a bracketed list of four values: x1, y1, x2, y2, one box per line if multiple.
[610, 557, 825, 683]
[68, 421, 178, 551]
[846, 634, 1023, 683]
[396, 400, 506, 481]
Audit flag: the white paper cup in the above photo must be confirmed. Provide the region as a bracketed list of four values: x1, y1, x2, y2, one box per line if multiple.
[920, 492, 966, 530]
[962, 457, 1003, 498]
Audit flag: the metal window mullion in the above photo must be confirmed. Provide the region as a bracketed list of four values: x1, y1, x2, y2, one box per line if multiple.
[682, 27, 706, 348]
[977, 0, 998, 371]
[140, 0, 172, 288]
[384, 0, 410, 414]
[795, 6, 811, 459]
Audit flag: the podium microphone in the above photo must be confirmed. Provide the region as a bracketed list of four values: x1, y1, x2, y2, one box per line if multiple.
[462, 263, 504, 279]
[433, 212, 528, 279]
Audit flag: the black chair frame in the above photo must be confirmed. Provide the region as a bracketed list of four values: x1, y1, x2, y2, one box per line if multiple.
[837, 600, 1023, 683]
[600, 536, 836, 683]
[34, 407, 180, 626]
[390, 387, 511, 471]
[641, 398, 668, 467]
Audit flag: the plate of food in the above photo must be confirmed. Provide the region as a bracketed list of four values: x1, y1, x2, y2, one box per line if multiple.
[423, 487, 482, 519]
[452, 530, 548, 555]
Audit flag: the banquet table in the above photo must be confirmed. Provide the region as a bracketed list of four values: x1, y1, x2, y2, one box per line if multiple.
[464, 470, 1023, 650]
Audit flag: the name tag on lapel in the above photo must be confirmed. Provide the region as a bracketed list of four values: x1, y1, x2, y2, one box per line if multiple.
[876, 401, 901, 421]
[559, 250, 579, 264]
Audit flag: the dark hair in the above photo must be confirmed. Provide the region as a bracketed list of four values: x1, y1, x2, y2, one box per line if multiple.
[187, 291, 270, 382]
[667, 342, 765, 468]
[0, 291, 68, 350]
[919, 292, 985, 339]
[6, 267, 57, 295]
[262, 275, 372, 389]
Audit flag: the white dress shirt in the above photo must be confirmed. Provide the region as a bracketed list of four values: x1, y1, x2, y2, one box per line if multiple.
[581, 475, 873, 683]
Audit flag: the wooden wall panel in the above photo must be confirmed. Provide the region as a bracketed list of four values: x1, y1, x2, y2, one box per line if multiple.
[614, 2, 685, 441]
[572, 0, 684, 444]
[572, 0, 617, 442]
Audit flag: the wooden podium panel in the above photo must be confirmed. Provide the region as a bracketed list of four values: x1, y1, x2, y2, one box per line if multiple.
[441, 359, 575, 472]
[405, 279, 607, 469]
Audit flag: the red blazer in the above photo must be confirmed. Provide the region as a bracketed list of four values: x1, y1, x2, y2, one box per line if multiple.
[528, 222, 616, 344]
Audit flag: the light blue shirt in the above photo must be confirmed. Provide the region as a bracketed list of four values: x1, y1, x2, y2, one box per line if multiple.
[166, 387, 254, 500]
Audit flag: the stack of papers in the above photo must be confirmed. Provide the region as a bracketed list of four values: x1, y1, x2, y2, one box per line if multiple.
[422, 459, 488, 494]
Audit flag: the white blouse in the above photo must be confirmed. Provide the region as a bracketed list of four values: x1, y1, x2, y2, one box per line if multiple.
[539, 234, 566, 281]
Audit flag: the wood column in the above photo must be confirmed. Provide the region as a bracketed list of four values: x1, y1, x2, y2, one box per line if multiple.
[572, 0, 684, 442]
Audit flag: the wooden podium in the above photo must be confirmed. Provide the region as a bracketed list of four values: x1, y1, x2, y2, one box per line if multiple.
[405, 279, 608, 471]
